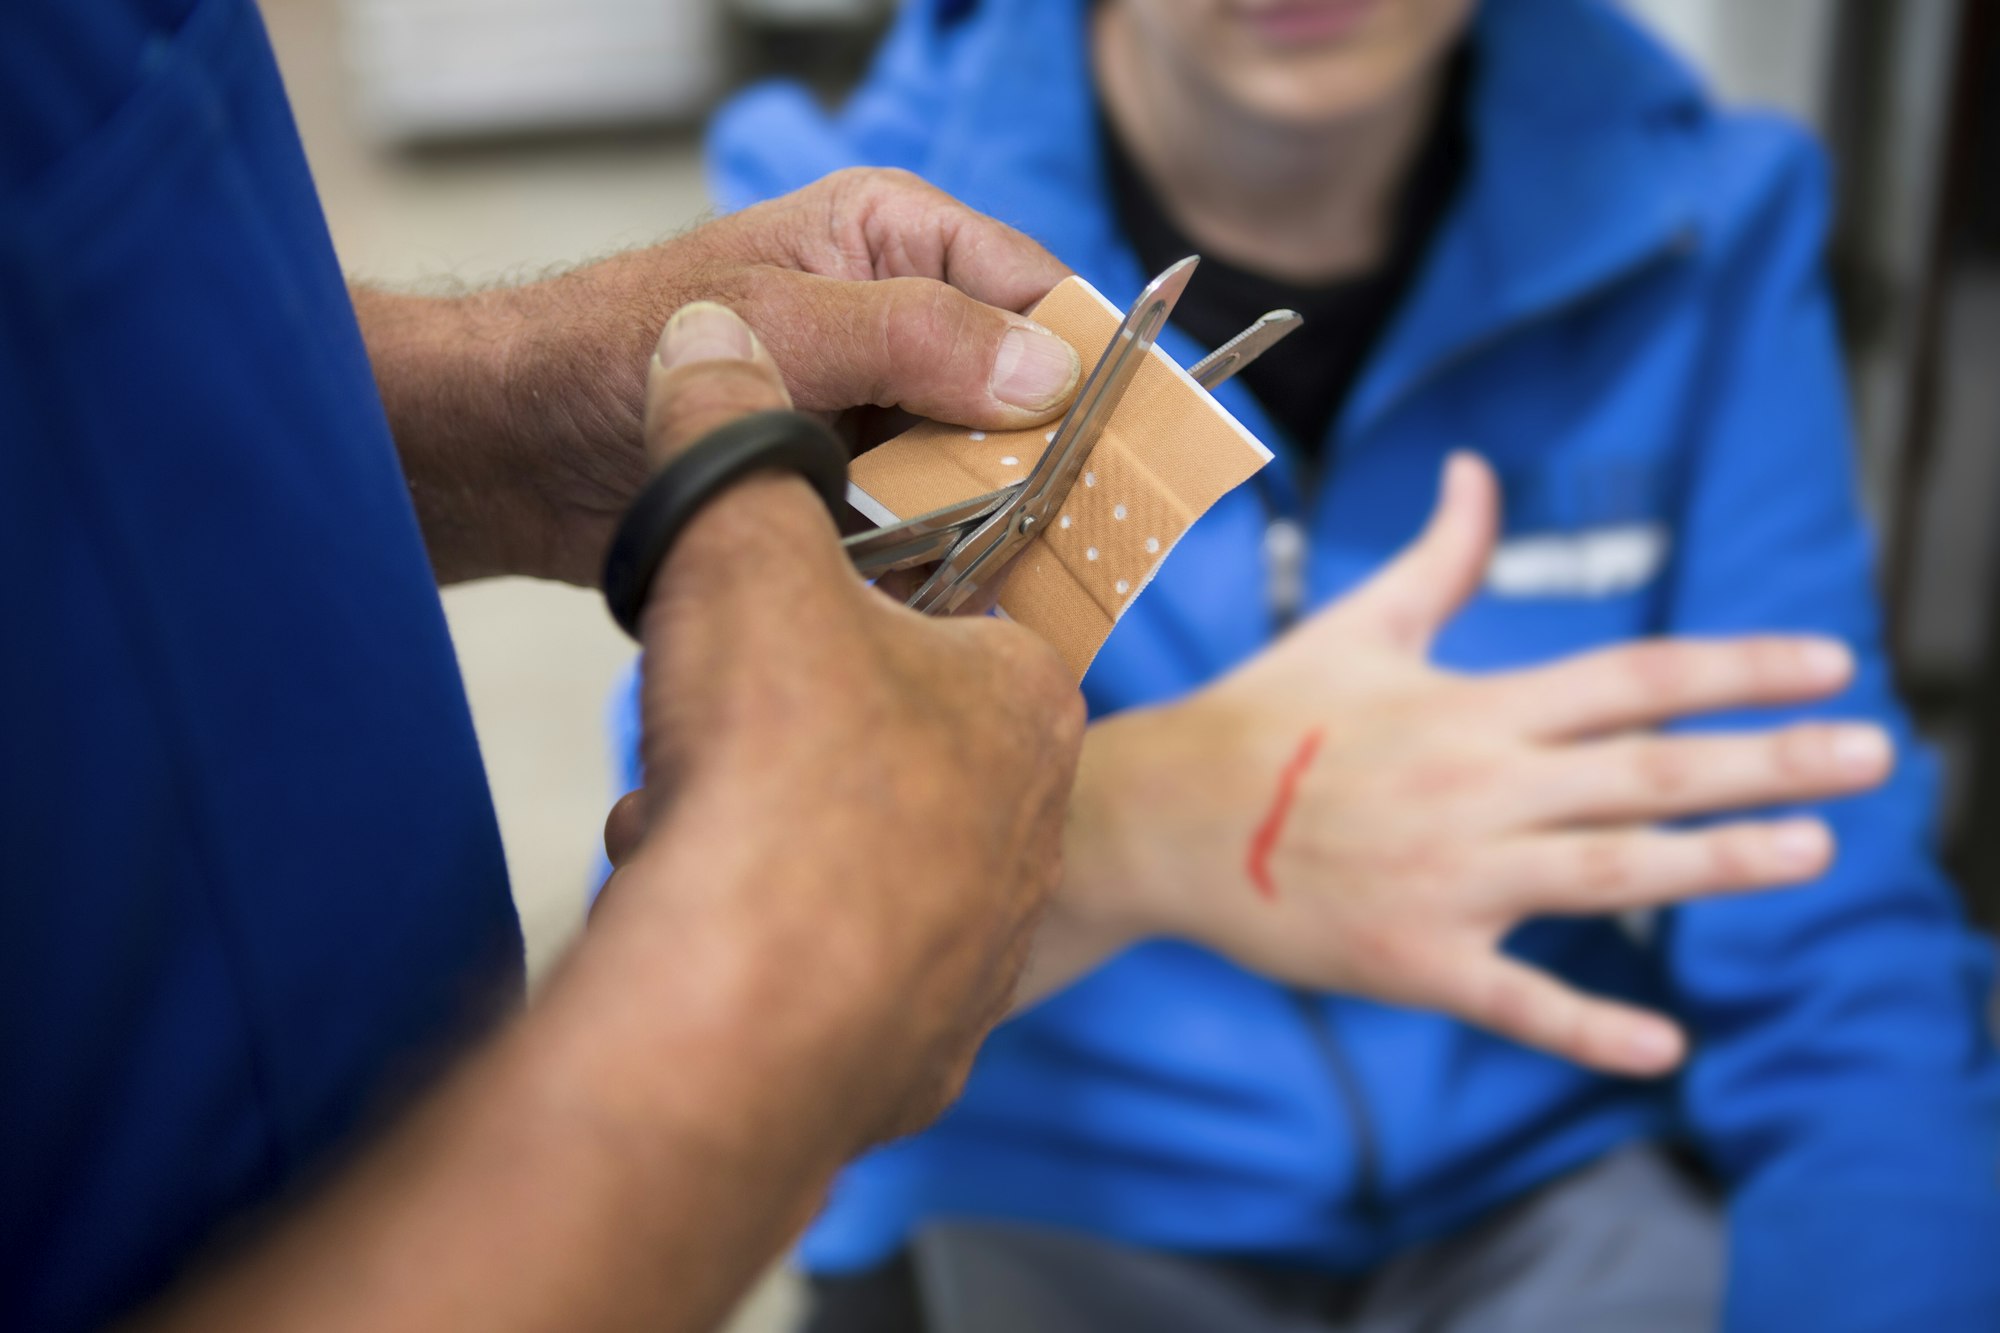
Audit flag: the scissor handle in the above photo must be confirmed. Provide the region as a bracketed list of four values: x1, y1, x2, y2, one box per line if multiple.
[842, 483, 1020, 577]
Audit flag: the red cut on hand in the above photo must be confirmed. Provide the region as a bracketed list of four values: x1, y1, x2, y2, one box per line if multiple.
[1063, 454, 1895, 1077]
[1246, 728, 1327, 900]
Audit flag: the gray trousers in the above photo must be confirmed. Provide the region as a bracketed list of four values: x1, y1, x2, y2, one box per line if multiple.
[874, 1146, 1723, 1333]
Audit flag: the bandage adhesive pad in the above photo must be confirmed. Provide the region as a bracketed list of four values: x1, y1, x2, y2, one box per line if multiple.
[848, 276, 1274, 681]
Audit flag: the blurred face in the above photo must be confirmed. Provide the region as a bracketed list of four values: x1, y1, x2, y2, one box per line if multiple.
[1113, 0, 1478, 128]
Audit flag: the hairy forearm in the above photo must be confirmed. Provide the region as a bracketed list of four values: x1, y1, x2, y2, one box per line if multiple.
[137, 485, 880, 1333]
[352, 267, 661, 586]
[136, 887, 852, 1333]
[355, 285, 536, 584]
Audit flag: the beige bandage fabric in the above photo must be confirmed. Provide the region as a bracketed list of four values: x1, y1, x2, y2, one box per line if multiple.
[850, 276, 1274, 680]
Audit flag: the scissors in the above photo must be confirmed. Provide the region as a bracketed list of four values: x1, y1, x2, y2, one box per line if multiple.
[842, 256, 1301, 615]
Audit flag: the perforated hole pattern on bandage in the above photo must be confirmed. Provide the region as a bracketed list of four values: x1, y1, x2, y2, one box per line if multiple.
[849, 276, 1274, 681]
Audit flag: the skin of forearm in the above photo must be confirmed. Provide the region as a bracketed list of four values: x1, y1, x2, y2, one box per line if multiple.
[138, 954, 844, 1333]
[135, 484, 895, 1333]
[136, 887, 866, 1333]
[1011, 713, 1162, 1009]
[352, 265, 661, 587]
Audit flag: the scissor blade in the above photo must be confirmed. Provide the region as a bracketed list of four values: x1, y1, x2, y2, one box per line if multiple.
[1016, 255, 1198, 519]
[1189, 309, 1302, 391]
[904, 256, 1200, 616]
[842, 483, 1020, 577]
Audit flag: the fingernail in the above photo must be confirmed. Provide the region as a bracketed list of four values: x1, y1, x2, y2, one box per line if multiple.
[656, 301, 755, 370]
[1769, 820, 1832, 870]
[1831, 725, 1893, 776]
[1800, 639, 1854, 684]
[991, 323, 1080, 411]
[1623, 1020, 1685, 1071]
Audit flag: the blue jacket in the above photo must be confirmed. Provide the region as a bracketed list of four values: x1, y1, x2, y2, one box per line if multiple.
[660, 0, 2000, 1325]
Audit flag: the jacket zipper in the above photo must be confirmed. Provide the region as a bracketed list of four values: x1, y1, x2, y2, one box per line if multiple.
[1289, 990, 1389, 1231]
[1260, 490, 1390, 1231]
[1246, 238, 1692, 1252]
[1263, 514, 1309, 629]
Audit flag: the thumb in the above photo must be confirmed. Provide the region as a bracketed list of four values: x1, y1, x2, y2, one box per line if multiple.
[642, 300, 793, 466]
[754, 272, 1082, 430]
[1342, 452, 1499, 654]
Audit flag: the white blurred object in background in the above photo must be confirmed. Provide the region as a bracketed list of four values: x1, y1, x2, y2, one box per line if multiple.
[1620, 0, 1837, 131]
[730, 0, 883, 26]
[342, 0, 724, 142]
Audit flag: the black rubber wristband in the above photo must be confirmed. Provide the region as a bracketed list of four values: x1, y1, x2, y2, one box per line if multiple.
[602, 409, 849, 640]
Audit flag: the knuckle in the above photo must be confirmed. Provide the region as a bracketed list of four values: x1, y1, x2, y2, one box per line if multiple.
[878, 276, 944, 339]
[883, 278, 984, 371]
[824, 168, 939, 272]
[1396, 752, 1494, 806]
[1633, 739, 1696, 799]
[1704, 826, 1760, 886]
[1621, 640, 1698, 705]
[855, 165, 923, 195]
[1573, 835, 1639, 900]
[1744, 636, 1797, 691]
[888, 278, 964, 348]
[1376, 840, 1458, 896]
[1378, 603, 1428, 651]
[1343, 840, 1462, 930]
[984, 618, 1074, 696]
[1375, 931, 1438, 990]
[952, 620, 1083, 754]
[818, 166, 877, 211]
[1774, 724, 1834, 779]
[1479, 969, 1557, 1047]
[1341, 916, 1419, 978]
[1049, 687, 1088, 752]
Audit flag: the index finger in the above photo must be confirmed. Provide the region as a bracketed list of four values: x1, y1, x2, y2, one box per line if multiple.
[1476, 635, 1856, 741]
[824, 167, 1071, 313]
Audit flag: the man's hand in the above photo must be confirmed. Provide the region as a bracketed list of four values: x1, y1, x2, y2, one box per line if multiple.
[141, 303, 1083, 1333]
[599, 299, 1086, 1146]
[1029, 454, 1893, 1077]
[355, 168, 1081, 585]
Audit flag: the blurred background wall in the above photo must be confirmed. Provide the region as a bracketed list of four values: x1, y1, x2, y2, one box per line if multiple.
[1625, 0, 1838, 130]
[1625, 6, 2000, 904]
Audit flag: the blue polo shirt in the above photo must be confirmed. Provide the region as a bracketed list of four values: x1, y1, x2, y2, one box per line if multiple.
[0, 2, 523, 1328]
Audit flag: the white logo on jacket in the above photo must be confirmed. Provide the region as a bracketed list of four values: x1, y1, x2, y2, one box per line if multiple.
[1486, 524, 1670, 598]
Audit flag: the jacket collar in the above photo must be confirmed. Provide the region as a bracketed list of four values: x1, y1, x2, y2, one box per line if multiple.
[902, 0, 1710, 446]
[1345, 0, 1708, 438]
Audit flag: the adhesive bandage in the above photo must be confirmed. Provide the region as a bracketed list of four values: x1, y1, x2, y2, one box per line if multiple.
[849, 276, 1274, 680]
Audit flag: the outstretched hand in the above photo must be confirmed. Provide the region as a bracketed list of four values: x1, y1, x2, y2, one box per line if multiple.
[1050, 454, 1892, 1076]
